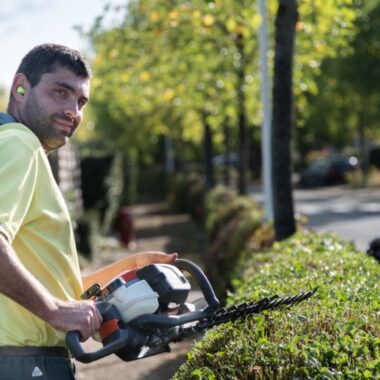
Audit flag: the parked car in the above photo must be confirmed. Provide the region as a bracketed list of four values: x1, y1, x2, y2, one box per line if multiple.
[212, 152, 239, 168]
[298, 156, 359, 187]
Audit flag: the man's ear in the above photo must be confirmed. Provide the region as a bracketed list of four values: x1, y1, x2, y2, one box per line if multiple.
[11, 73, 30, 102]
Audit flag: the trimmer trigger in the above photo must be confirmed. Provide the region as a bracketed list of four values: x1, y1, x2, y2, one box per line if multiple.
[81, 283, 102, 300]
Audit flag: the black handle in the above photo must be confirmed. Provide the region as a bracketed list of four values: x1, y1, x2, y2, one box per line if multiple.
[66, 302, 146, 363]
[66, 329, 135, 363]
[173, 259, 220, 310]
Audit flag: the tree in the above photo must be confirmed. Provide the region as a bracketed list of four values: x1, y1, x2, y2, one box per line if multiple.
[85, 1, 262, 193]
[82, 0, 360, 210]
[294, 0, 380, 177]
[289, 0, 358, 166]
[269, 0, 358, 240]
[271, 0, 298, 241]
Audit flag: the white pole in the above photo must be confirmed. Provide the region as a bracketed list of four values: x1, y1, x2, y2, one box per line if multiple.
[258, 0, 273, 221]
[165, 134, 175, 172]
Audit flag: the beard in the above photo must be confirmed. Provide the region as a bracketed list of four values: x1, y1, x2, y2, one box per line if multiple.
[22, 92, 75, 152]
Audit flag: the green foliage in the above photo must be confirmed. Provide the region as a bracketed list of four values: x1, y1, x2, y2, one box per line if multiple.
[206, 195, 262, 241]
[174, 231, 380, 379]
[295, 1, 380, 164]
[86, 0, 261, 153]
[88, 1, 364, 188]
[245, 220, 275, 253]
[204, 187, 268, 300]
[82, 0, 363, 182]
[205, 185, 237, 215]
[167, 172, 207, 220]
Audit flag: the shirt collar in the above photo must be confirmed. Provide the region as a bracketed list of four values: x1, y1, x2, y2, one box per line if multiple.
[0, 113, 16, 125]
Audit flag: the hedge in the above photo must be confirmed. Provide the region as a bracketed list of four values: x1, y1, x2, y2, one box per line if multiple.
[204, 186, 274, 301]
[174, 230, 380, 379]
[167, 172, 207, 221]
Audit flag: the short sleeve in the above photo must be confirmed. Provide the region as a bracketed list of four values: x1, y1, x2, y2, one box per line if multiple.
[0, 134, 38, 243]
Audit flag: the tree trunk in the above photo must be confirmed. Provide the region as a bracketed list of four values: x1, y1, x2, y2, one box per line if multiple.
[204, 119, 215, 188]
[271, 0, 298, 241]
[223, 120, 232, 186]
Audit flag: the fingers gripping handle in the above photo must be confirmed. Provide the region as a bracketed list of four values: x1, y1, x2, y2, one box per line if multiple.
[66, 330, 133, 363]
[66, 302, 146, 363]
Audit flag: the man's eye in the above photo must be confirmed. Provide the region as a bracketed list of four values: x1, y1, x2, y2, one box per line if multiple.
[54, 89, 66, 97]
[78, 97, 88, 109]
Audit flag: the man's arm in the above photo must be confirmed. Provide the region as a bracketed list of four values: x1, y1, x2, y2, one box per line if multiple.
[0, 234, 102, 341]
[82, 252, 178, 290]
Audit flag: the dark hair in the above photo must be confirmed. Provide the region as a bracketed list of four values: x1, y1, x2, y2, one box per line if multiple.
[16, 43, 92, 87]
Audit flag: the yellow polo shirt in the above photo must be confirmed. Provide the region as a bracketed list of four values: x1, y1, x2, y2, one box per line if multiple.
[0, 122, 83, 347]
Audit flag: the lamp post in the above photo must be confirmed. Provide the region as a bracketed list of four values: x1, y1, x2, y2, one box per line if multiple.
[258, 0, 273, 221]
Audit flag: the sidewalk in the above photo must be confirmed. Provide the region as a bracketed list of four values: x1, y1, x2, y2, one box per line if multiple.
[76, 201, 206, 380]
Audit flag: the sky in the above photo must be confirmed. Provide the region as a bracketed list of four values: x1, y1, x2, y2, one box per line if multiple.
[0, 0, 124, 90]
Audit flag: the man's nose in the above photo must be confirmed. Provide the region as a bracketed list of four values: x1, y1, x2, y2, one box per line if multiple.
[64, 101, 81, 122]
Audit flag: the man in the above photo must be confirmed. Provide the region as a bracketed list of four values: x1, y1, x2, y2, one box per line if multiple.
[0, 43, 177, 379]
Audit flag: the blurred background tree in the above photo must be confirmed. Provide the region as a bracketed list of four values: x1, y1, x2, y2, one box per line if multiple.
[270, 0, 356, 240]
[71, 0, 380, 240]
[83, 0, 263, 195]
[298, 0, 380, 183]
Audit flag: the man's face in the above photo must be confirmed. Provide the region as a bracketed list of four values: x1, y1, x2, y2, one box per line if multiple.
[20, 67, 90, 152]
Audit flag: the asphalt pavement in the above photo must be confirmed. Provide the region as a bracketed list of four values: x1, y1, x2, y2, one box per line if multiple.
[251, 185, 380, 252]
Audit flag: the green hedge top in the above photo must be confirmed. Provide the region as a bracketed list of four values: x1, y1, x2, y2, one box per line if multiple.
[174, 231, 380, 380]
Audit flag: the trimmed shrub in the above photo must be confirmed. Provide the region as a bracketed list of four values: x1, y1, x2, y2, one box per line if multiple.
[245, 221, 275, 252]
[167, 172, 207, 220]
[174, 231, 380, 379]
[204, 186, 237, 219]
[204, 187, 269, 301]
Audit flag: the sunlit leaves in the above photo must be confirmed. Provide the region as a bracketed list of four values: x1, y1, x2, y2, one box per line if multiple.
[85, 0, 264, 156]
[296, 0, 380, 156]
[84, 0, 361, 162]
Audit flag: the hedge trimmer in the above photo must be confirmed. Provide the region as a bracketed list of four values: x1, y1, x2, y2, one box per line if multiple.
[66, 259, 317, 363]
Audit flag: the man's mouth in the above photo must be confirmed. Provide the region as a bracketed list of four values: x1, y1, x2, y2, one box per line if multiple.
[55, 118, 75, 135]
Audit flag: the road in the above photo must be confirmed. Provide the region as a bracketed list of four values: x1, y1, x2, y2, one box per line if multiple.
[252, 185, 380, 252]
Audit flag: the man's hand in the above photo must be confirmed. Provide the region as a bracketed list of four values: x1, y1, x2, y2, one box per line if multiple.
[135, 251, 178, 269]
[47, 299, 102, 342]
